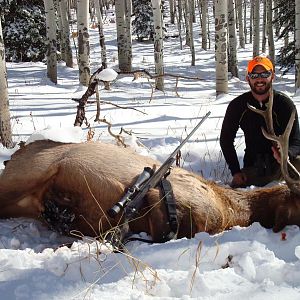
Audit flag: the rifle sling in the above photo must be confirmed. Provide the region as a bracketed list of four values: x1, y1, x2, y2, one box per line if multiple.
[160, 177, 178, 241]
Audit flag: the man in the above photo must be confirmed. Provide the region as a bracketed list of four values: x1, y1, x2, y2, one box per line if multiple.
[220, 56, 300, 187]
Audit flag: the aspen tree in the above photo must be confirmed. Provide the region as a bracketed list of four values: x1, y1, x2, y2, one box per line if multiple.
[228, 0, 239, 77]
[253, 0, 260, 56]
[59, 0, 73, 67]
[215, 0, 228, 95]
[296, 0, 300, 89]
[0, 20, 13, 148]
[44, 0, 58, 84]
[77, 0, 90, 86]
[151, 0, 164, 91]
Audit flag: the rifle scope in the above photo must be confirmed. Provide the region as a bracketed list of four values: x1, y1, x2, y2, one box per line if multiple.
[107, 167, 154, 218]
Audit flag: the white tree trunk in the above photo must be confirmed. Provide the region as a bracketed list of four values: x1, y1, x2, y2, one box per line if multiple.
[95, 0, 107, 68]
[185, 0, 195, 65]
[124, 0, 132, 69]
[266, 0, 275, 61]
[236, 0, 245, 48]
[77, 0, 90, 86]
[56, 0, 64, 60]
[262, 0, 267, 53]
[243, 0, 247, 43]
[177, 0, 183, 50]
[184, 0, 191, 46]
[296, 0, 300, 89]
[253, 0, 260, 56]
[115, 0, 132, 72]
[207, 2, 211, 49]
[249, 3, 253, 43]
[228, 0, 238, 77]
[200, 0, 208, 50]
[151, 0, 164, 91]
[59, 0, 73, 67]
[189, 0, 195, 66]
[0, 20, 13, 148]
[215, 0, 228, 95]
[44, 0, 58, 84]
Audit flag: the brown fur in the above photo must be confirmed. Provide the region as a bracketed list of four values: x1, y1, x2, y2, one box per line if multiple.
[0, 140, 299, 242]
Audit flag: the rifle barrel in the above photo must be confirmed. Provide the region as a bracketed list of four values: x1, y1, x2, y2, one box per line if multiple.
[169, 111, 211, 158]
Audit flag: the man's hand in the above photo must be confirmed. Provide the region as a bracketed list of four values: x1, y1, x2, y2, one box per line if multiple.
[272, 146, 281, 163]
[231, 172, 247, 188]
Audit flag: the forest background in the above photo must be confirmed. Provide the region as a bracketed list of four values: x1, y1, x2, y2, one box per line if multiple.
[0, 0, 300, 299]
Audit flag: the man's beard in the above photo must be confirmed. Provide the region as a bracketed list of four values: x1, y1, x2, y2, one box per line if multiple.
[249, 81, 272, 95]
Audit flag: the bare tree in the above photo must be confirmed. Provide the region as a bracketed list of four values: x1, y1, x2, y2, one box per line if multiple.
[200, 0, 208, 50]
[249, 2, 253, 43]
[243, 0, 247, 43]
[152, 0, 164, 91]
[95, 0, 107, 68]
[273, 0, 280, 36]
[262, 0, 267, 53]
[296, 0, 300, 89]
[169, 0, 175, 24]
[236, 0, 245, 48]
[77, 0, 90, 86]
[253, 0, 260, 56]
[0, 20, 13, 148]
[228, 0, 239, 77]
[185, 0, 195, 65]
[215, 0, 228, 95]
[177, 0, 183, 50]
[59, 0, 73, 67]
[115, 0, 132, 72]
[44, 0, 58, 84]
[184, 0, 191, 46]
[266, 0, 275, 61]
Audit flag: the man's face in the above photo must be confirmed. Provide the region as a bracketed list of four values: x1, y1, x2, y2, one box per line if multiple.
[246, 65, 274, 97]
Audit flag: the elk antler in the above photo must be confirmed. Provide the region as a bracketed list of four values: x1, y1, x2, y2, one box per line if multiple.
[247, 88, 300, 195]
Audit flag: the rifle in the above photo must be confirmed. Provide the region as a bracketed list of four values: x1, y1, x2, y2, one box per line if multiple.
[107, 111, 211, 219]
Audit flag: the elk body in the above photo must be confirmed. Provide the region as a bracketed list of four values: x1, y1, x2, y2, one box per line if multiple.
[0, 139, 299, 243]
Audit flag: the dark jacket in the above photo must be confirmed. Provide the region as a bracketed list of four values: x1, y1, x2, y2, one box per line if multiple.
[220, 90, 300, 176]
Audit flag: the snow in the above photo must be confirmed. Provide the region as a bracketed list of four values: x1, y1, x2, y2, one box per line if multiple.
[95, 68, 118, 81]
[1, 7, 300, 300]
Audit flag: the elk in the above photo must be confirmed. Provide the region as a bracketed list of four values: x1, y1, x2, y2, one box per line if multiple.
[0, 90, 300, 243]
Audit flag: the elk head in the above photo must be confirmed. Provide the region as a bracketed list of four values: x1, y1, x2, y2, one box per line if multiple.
[247, 87, 300, 231]
[247, 88, 300, 190]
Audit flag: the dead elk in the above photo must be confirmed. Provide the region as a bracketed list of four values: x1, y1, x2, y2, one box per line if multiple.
[0, 138, 300, 243]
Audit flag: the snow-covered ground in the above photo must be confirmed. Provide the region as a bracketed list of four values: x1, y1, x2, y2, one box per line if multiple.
[1, 7, 300, 300]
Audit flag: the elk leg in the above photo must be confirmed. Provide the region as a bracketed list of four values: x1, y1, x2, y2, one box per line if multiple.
[273, 205, 290, 233]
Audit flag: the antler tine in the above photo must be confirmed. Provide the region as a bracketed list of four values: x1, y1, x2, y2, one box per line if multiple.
[247, 88, 275, 135]
[262, 110, 300, 193]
